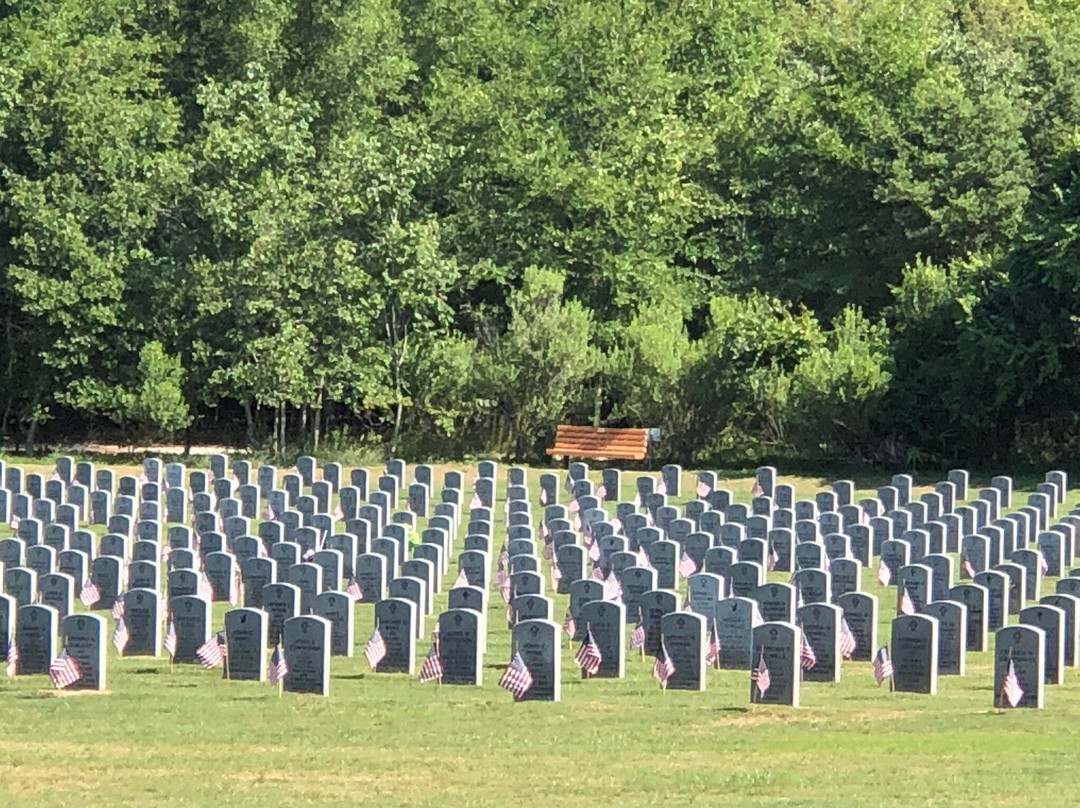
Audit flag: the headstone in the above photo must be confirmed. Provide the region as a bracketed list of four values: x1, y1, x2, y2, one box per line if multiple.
[949, 583, 989, 652]
[578, 599, 625, 678]
[170, 595, 211, 664]
[890, 614, 939, 694]
[749, 622, 799, 706]
[438, 608, 483, 685]
[974, 569, 1010, 631]
[511, 619, 560, 701]
[1040, 594, 1080, 669]
[1020, 604, 1066, 685]
[717, 596, 760, 670]
[797, 602, 842, 682]
[60, 612, 106, 690]
[921, 600, 967, 676]
[994, 625, 1045, 708]
[373, 598, 417, 674]
[38, 572, 74, 619]
[282, 615, 331, 696]
[312, 591, 355, 657]
[122, 588, 161, 656]
[836, 592, 878, 661]
[261, 582, 301, 646]
[660, 611, 706, 691]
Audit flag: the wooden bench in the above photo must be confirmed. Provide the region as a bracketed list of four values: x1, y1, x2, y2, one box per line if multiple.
[545, 425, 650, 461]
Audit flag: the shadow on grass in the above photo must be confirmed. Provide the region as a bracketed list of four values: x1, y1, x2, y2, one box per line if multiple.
[132, 668, 161, 675]
[334, 674, 367, 681]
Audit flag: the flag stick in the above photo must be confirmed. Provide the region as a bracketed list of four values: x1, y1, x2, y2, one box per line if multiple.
[436, 631, 443, 688]
[583, 620, 591, 679]
[888, 643, 895, 693]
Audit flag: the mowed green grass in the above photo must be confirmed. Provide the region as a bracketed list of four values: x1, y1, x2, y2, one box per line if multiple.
[2, 465, 1080, 807]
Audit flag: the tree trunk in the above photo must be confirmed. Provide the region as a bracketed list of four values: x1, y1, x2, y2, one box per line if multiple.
[274, 404, 282, 460]
[313, 379, 325, 452]
[243, 398, 255, 448]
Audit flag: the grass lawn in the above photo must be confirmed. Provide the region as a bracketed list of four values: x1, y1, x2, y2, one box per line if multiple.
[1, 462, 1077, 807]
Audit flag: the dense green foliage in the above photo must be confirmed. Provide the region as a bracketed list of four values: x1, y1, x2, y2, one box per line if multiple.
[4, 0, 1080, 466]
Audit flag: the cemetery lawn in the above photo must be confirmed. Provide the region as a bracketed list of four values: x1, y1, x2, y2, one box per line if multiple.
[2, 465, 1078, 806]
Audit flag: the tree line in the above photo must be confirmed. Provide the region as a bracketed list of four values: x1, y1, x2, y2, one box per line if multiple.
[3, 0, 1080, 468]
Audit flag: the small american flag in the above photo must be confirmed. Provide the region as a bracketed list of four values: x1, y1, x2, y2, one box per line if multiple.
[196, 635, 224, 669]
[679, 552, 698, 578]
[839, 618, 856, 659]
[705, 625, 721, 667]
[873, 646, 894, 685]
[877, 560, 892, 587]
[1001, 659, 1024, 707]
[197, 573, 213, 600]
[469, 493, 482, 510]
[596, 484, 607, 500]
[800, 632, 817, 670]
[562, 610, 576, 639]
[899, 585, 916, 616]
[587, 540, 600, 563]
[632, 491, 642, 509]
[262, 504, 275, 521]
[49, 650, 81, 689]
[5, 641, 18, 677]
[498, 571, 512, 603]
[630, 622, 646, 650]
[550, 565, 562, 590]
[112, 617, 130, 654]
[453, 569, 469, 589]
[751, 479, 764, 498]
[568, 498, 580, 514]
[418, 642, 443, 683]
[230, 569, 242, 606]
[333, 503, 344, 520]
[346, 578, 364, 601]
[499, 651, 534, 699]
[1040, 553, 1049, 576]
[653, 641, 676, 689]
[603, 571, 622, 602]
[575, 630, 603, 675]
[364, 628, 387, 670]
[79, 579, 101, 608]
[163, 619, 177, 658]
[539, 488, 549, 506]
[767, 543, 779, 571]
[696, 479, 710, 498]
[656, 478, 668, 496]
[637, 548, 653, 571]
[50, 470, 63, 483]
[564, 475, 575, 493]
[962, 556, 975, 578]
[751, 652, 771, 697]
[112, 595, 126, 620]
[8, 513, 20, 530]
[269, 644, 288, 685]
[591, 565, 605, 582]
